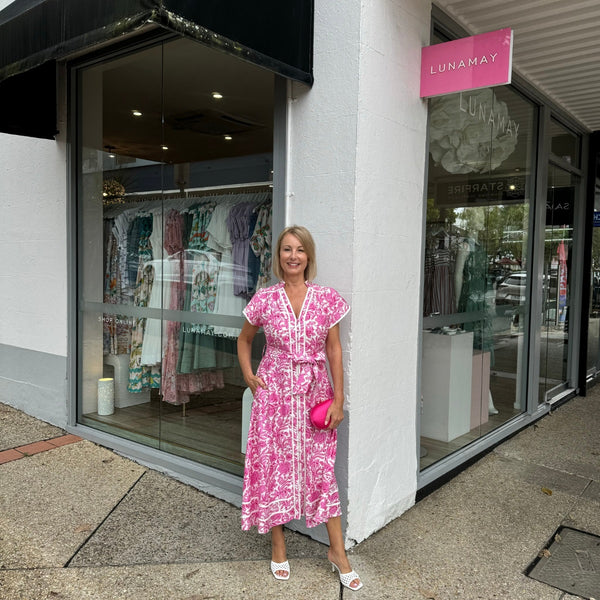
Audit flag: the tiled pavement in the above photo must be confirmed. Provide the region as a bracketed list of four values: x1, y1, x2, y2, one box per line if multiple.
[0, 434, 82, 464]
[1, 394, 599, 599]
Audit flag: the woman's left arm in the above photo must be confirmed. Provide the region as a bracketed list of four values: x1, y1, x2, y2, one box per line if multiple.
[325, 323, 345, 429]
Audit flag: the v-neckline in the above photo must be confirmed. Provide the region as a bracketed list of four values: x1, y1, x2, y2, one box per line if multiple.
[282, 282, 309, 320]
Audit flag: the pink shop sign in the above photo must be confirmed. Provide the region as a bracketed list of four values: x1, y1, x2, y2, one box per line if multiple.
[420, 28, 513, 98]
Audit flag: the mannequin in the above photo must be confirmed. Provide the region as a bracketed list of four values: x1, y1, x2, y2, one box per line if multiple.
[454, 237, 498, 416]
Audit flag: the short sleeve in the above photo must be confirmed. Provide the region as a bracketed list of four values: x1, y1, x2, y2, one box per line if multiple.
[242, 288, 266, 326]
[326, 288, 350, 328]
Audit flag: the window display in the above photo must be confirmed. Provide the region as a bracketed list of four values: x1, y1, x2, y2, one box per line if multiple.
[77, 36, 276, 475]
[420, 78, 538, 469]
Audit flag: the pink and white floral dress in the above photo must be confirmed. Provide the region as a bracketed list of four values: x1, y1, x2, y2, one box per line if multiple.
[241, 281, 350, 533]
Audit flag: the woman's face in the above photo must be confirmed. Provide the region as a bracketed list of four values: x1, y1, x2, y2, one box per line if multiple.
[279, 233, 308, 280]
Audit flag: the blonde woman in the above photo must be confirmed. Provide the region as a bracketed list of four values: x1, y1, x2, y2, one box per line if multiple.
[237, 226, 362, 590]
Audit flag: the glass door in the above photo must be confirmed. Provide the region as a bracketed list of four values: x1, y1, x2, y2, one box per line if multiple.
[586, 180, 600, 378]
[538, 163, 579, 402]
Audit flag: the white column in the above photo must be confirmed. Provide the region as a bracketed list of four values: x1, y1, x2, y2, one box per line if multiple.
[289, 0, 432, 544]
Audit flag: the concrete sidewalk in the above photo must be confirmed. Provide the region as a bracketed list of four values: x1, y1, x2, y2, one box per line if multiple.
[1, 392, 599, 600]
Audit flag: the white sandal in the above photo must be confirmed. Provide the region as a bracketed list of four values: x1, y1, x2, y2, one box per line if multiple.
[271, 560, 290, 580]
[331, 561, 363, 591]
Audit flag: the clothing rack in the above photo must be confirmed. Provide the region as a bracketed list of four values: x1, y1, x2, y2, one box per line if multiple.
[104, 182, 272, 219]
[123, 181, 273, 203]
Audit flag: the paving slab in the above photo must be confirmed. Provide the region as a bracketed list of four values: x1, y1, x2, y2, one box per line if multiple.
[351, 452, 579, 599]
[0, 441, 146, 569]
[0, 559, 342, 600]
[496, 395, 600, 481]
[0, 403, 63, 450]
[490, 454, 591, 497]
[582, 480, 600, 503]
[70, 470, 325, 567]
[562, 495, 600, 539]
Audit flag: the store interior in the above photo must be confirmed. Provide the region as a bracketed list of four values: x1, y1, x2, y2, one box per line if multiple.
[78, 36, 275, 476]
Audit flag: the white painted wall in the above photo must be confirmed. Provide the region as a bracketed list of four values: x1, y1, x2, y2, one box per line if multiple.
[0, 137, 67, 357]
[0, 71, 68, 358]
[288, 0, 431, 544]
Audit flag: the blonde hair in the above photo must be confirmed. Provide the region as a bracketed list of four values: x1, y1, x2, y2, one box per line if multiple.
[273, 225, 317, 281]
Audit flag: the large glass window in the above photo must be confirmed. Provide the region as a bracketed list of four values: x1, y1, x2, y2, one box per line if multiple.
[587, 178, 600, 377]
[77, 37, 275, 475]
[420, 83, 538, 469]
[538, 164, 579, 403]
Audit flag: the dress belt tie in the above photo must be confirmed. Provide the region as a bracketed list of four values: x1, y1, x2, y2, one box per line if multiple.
[267, 349, 325, 395]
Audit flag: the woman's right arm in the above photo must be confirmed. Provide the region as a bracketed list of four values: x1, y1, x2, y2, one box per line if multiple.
[237, 320, 267, 394]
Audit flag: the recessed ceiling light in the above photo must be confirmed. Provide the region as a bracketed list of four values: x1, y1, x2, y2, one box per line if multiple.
[212, 92, 223, 99]
[132, 109, 142, 117]
[224, 135, 232, 141]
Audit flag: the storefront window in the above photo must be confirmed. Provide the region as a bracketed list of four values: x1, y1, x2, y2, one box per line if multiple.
[587, 180, 600, 376]
[420, 84, 538, 469]
[538, 164, 579, 402]
[77, 37, 275, 475]
[550, 118, 580, 168]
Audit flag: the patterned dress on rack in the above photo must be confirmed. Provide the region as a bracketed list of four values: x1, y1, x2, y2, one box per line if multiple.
[250, 202, 272, 291]
[128, 215, 160, 392]
[241, 281, 349, 533]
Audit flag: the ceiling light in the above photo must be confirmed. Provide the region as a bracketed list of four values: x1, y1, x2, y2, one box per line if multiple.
[161, 145, 168, 150]
[224, 135, 232, 141]
[212, 92, 223, 99]
[132, 109, 142, 117]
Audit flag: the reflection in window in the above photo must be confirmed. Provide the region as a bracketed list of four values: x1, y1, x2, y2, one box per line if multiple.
[420, 85, 537, 470]
[77, 37, 275, 475]
[549, 118, 580, 168]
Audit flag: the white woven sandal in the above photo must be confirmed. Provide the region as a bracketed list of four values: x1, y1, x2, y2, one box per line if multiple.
[270, 560, 290, 580]
[331, 562, 363, 591]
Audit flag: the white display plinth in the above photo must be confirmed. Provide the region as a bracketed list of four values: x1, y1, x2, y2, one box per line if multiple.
[421, 331, 473, 442]
[471, 350, 490, 429]
[103, 354, 149, 408]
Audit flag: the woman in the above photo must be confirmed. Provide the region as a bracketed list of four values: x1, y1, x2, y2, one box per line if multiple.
[237, 225, 362, 591]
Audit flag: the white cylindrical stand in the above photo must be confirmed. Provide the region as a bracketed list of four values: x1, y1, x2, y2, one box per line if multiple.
[98, 378, 115, 415]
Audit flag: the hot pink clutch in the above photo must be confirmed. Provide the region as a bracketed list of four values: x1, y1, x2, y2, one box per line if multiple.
[310, 399, 333, 429]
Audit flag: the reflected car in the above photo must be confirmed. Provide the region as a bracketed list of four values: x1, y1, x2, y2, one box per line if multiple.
[495, 272, 527, 306]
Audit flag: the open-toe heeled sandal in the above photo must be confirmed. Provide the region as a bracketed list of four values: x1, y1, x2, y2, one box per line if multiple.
[331, 561, 363, 591]
[271, 560, 290, 580]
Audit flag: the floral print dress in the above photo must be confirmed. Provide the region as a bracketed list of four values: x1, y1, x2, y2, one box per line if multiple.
[241, 281, 350, 533]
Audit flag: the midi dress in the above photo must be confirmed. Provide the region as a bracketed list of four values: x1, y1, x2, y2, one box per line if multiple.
[241, 281, 350, 533]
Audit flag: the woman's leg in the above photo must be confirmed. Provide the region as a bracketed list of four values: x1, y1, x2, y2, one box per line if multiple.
[271, 524, 289, 578]
[325, 516, 361, 589]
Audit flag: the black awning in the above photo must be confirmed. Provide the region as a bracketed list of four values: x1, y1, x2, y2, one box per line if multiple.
[0, 0, 313, 138]
[0, 60, 57, 139]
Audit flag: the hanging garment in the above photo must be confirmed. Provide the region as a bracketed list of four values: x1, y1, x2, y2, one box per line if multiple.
[206, 202, 247, 338]
[250, 202, 272, 291]
[128, 215, 160, 391]
[241, 281, 349, 533]
[227, 201, 256, 298]
[141, 211, 172, 366]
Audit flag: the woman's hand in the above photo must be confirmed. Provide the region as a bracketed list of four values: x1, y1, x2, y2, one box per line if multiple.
[238, 320, 266, 395]
[325, 401, 344, 429]
[245, 373, 267, 395]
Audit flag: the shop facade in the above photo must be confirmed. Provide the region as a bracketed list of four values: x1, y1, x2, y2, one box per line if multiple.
[1, 0, 599, 545]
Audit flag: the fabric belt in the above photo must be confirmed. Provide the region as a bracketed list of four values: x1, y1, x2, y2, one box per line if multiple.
[266, 348, 326, 395]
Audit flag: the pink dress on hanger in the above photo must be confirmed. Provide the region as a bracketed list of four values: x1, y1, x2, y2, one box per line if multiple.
[241, 281, 349, 533]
